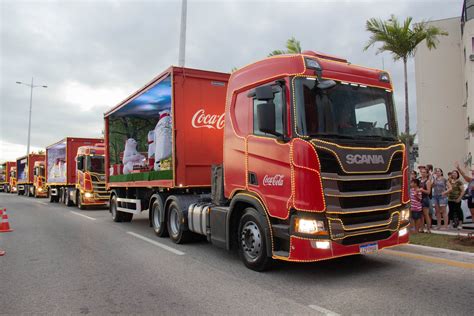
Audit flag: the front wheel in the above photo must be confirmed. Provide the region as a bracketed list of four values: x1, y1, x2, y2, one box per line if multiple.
[77, 193, 86, 210]
[238, 208, 272, 271]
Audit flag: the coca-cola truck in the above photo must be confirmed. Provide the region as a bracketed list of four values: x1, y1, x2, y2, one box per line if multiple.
[16, 154, 45, 196]
[0, 162, 6, 192]
[105, 53, 410, 271]
[46, 137, 105, 208]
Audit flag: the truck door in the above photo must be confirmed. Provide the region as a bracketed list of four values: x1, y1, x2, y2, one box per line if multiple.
[246, 84, 292, 220]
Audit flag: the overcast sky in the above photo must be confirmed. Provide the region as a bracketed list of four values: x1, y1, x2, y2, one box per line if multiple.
[0, 0, 461, 162]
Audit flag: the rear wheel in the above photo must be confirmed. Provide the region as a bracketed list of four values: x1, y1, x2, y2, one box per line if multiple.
[238, 207, 272, 271]
[110, 195, 133, 222]
[151, 199, 168, 237]
[167, 201, 192, 244]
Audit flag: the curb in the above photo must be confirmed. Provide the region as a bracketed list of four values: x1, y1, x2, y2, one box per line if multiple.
[404, 243, 474, 257]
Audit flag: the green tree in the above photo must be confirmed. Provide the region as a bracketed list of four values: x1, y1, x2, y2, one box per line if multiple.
[363, 15, 448, 136]
[268, 37, 302, 56]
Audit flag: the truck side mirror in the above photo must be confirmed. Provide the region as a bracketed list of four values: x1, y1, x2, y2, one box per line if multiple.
[257, 102, 277, 136]
[255, 85, 274, 101]
[33, 168, 37, 176]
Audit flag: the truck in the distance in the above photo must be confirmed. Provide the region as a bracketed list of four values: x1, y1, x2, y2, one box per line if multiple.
[1, 162, 16, 192]
[0, 163, 6, 192]
[32, 160, 48, 198]
[46, 137, 107, 209]
[16, 153, 45, 196]
[105, 53, 410, 271]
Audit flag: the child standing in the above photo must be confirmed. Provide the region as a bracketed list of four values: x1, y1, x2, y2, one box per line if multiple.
[410, 178, 423, 233]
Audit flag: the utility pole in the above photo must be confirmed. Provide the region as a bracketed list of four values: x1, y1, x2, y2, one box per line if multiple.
[16, 78, 48, 156]
[178, 0, 187, 67]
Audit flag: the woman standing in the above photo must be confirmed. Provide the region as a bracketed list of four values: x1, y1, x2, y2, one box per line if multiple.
[432, 168, 450, 230]
[419, 167, 432, 233]
[448, 170, 464, 228]
[455, 161, 474, 222]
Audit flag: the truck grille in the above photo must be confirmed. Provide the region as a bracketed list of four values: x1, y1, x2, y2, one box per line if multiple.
[90, 174, 109, 200]
[317, 148, 406, 245]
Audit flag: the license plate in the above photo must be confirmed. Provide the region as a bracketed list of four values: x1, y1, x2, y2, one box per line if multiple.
[359, 242, 378, 254]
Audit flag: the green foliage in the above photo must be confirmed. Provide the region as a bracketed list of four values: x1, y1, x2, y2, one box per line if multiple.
[399, 132, 416, 147]
[363, 15, 448, 61]
[268, 37, 302, 56]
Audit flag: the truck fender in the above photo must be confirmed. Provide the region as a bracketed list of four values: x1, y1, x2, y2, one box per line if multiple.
[228, 193, 273, 257]
[164, 195, 202, 231]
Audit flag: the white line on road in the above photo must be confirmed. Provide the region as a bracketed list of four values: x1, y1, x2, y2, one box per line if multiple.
[308, 305, 341, 316]
[127, 231, 185, 256]
[70, 211, 97, 221]
[34, 201, 50, 206]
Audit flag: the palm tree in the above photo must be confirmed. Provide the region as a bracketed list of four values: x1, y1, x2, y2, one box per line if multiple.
[364, 15, 448, 136]
[268, 37, 302, 56]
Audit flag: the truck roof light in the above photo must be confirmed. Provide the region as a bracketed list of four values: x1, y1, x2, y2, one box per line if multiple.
[379, 72, 390, 83]
[304, 58, 322, 71]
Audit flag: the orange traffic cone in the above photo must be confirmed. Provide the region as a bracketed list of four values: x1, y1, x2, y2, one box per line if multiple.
[0, 208, 13, 233]
[0, 249, 5, 256]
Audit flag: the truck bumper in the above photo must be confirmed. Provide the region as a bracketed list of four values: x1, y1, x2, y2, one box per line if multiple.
[273, 226, 409, 262]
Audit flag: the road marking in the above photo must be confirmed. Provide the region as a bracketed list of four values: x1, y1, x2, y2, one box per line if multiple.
[34, 201, 50, 206]
[70, 211, 96, 221]
[405, 243, 474, 257]
[308, 304, 341, 316]
[127, 231, 185, 256]
[382, 249, 474, 270]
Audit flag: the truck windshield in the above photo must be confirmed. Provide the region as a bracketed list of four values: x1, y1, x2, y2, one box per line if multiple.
[294, 77, 398, 140]
[86, 156, 105, 173]
[35, 167, 45, 177]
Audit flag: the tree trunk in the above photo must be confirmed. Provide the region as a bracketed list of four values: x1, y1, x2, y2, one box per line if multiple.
[403, 57, 409, 135]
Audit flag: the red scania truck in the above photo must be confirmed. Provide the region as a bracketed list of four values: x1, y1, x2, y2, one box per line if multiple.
[46, 137, 106, 208]
[16, 153, 45, 196]
[32, 160, 48, 198]
[105, 52, 410, 271]
[1, 162, 16, 192]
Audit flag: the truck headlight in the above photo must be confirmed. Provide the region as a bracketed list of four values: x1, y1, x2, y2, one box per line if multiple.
[401, 209, 410, 222]
[399, 227, 408, 237]
[295, 218, 327, 235]
[84, 192, 93, 198]
[38, 188, 43, 192]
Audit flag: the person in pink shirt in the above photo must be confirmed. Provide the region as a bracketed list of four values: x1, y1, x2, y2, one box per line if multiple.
[410, 178, 423, 233]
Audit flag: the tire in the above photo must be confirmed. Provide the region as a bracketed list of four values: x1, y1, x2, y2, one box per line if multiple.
[30, 186, 35, 197]
[151, 199, 168, 237]
[77, 193, 86, 210]
[238, 207, 272, 271]
[110, 195, 133, 222]
[49, 190, 55, 202]
[167, 201, 192, 244]
[66, 189, 74, 207]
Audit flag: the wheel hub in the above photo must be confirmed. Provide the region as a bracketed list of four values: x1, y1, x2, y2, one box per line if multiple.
[241, 221, 262, 260]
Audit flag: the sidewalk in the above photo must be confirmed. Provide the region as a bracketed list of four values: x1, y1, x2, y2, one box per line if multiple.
[427, 223, 474, 237]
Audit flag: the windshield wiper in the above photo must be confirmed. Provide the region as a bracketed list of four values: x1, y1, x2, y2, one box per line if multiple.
[358, 135, 398, 141]
[309, 133, 355, 139]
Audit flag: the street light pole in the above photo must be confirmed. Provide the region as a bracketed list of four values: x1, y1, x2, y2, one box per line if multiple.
[178, 0, 187, 67]
[16, 77, 47, 156]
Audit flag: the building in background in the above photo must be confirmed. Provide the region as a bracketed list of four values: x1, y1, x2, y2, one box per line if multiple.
[415, 0, 474, 172]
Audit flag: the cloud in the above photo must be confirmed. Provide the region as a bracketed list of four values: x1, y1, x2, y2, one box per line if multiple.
[0, 0, 462, 162]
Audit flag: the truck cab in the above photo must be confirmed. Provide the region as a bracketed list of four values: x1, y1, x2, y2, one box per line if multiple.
[223, 51, 409, 266]
[0, 163, 6, 192]
[9, 167, 17, 193]
[73, 143, 109, 209]
[32, 161, 47, 197]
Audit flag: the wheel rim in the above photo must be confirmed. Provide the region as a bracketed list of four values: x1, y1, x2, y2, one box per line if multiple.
[153, 204, 161, 231]
[241, 221, 262, 261]
[169, 208, 180, 237]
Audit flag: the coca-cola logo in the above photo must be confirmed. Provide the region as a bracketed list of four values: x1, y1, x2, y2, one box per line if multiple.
[192, 109, 225, 129]
[263, 174, 284, 186]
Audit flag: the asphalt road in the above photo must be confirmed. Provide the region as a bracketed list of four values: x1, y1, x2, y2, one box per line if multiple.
[1, 193, 473, 315]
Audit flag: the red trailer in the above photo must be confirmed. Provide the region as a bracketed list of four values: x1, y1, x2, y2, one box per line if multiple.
[105, 54, 410, 271]
[16, 154, 45, 196]
[46, 137, 104, 204]
[2, 161, 16, 192]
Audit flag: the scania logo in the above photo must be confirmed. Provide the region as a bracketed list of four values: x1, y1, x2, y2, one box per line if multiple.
[191, 109, 225, 130]
[346, 154, 385, 165]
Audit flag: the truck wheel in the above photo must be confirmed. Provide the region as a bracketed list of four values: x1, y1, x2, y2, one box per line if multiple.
[238, 208, 272, 271]
[77, 194, 86, 210]
[110, 195, 133, 222]
[151, 199, 168, 237]
[30, 186, 35, 197]
[66, 189, 74, 207]
[49, 191, 54, 202]
[167, 201, 192, 244]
